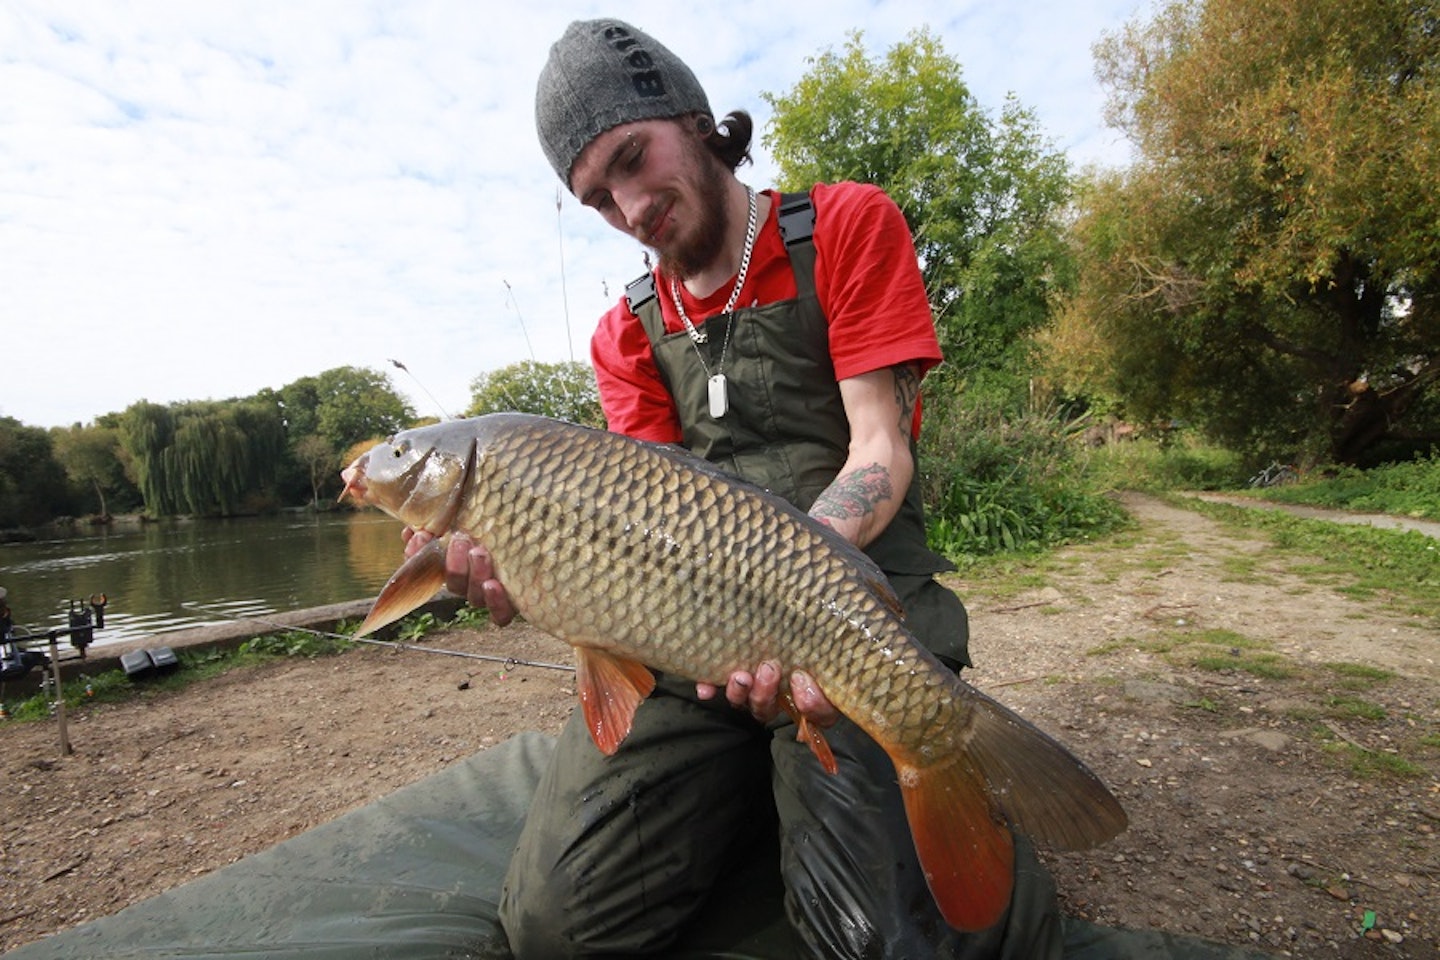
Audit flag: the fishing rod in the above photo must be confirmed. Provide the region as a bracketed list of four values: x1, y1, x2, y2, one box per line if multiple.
[179, 602, 575, 674]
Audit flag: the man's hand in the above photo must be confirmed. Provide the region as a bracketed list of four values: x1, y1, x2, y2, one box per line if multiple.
[402, 529, 517, 625]
[696, 661, 839, 727]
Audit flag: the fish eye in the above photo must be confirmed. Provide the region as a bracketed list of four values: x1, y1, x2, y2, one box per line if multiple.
[391, 441, 410, 458]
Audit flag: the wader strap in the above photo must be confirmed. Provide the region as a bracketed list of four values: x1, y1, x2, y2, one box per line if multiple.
[625, 272, 657, 315]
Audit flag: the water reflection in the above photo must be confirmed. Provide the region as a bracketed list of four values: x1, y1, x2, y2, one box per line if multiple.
[0, 512, 406, 649]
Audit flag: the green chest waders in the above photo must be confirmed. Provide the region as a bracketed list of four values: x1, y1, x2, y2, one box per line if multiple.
[623, 193, 1068, 960]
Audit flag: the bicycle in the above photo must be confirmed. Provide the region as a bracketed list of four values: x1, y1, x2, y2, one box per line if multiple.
[1248, 461, 1298, 488]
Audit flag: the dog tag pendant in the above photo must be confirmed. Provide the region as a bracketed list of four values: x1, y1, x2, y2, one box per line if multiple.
[708, 374, 729, 418]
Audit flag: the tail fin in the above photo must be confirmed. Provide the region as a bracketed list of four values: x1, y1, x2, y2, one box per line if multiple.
[896, 754, 1015, 932]
[893, 688, 1126, 932]
[965, 688, 1129, 850]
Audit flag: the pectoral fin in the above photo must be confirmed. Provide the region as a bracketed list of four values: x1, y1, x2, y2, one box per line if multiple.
[574, 648, 657, 755]
[356, 539, 448, 637]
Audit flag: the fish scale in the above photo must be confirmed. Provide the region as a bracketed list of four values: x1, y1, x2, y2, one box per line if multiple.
[342, 412, 1127, 932]
[469, 418, 943, 736]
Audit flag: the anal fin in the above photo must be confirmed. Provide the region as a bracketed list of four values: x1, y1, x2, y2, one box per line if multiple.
[574, 647, 657, 755]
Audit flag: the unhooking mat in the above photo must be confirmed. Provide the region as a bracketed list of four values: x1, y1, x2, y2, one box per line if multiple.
[4, 731, 1274, 959]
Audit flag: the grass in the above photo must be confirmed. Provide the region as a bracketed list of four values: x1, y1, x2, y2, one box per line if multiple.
[1179, 498, 1440, 625]
[1323, 695, 1387, 722]
[920, 403, 1135, 563]
[1322, 662, 1395, 690]
[1255, 453, 1440, 521]
[1085, 629, 1432, 780]
[1077, 434, 1247, 493]
[1098, 628, 1303, 680]
[1321, 743, 1428, 779]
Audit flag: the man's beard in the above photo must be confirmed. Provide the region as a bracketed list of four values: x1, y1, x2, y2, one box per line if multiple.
[654, 140, 731, 280]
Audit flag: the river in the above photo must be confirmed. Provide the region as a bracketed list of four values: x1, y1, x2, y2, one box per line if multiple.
[0, 512, 407, 651]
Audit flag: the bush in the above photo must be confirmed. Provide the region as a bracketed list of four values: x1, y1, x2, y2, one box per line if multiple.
[920, 400, 1129, 561]
[1261, 451, 1440, 520]
[1079, 434, 1247, 493]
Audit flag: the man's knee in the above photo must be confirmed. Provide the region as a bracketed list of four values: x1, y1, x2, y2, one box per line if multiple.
[499, 885, 578, 959]
[499, 869, 690, 958]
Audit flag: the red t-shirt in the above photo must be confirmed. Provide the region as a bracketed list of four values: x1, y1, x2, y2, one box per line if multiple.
[590, 181, 942, 443]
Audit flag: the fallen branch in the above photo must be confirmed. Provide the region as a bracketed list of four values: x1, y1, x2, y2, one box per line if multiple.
[990, 600, 1051, 613]
[42, 856, 87, 883]
[987, 676, 1041, 689]
[1144, 602, 1198, 619]
[1322, 722, 1370, 752]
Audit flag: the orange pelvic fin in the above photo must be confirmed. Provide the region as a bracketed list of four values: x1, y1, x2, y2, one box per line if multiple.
[897, 755, 1015, 932]
[574, 647, 657, 755]
[356, 539, 448, 637]
[780, 691, 838, 775]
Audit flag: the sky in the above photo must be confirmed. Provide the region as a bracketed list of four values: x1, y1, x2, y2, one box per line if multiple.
[1, 0, 1144, 430]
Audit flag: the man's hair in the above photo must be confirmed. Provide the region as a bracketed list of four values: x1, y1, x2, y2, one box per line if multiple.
[702, 111, 754, 172]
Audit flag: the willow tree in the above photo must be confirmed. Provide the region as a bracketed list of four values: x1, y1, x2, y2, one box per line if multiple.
[763, 28, 1074, 402]
[119, 400, 286, 516]
[1056, 0, 1439, 465]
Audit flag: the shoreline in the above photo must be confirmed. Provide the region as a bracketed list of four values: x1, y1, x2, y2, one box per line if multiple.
[5, 595, 464, 693]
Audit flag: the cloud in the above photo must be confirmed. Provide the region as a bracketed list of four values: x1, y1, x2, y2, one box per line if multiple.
[0, 0, 1139, 428]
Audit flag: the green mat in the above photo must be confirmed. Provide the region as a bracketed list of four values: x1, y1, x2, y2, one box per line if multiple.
[4, 732, 1273, 959]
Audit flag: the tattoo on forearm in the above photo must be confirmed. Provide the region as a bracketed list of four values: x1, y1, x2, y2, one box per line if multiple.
[811, 463, 894, 523]
[893, 364, 920, 433]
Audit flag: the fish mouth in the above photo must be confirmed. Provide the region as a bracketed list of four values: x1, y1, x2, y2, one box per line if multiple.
[339, 461, 367, 503]
[336, 431, 476, 532]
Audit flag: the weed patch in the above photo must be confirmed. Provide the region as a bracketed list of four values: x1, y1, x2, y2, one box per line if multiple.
[0, 606, 484, 724]
[1320, 742, 1428, 779]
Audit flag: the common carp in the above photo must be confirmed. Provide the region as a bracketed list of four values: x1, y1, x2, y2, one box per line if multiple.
[340, 412, 1126, 932]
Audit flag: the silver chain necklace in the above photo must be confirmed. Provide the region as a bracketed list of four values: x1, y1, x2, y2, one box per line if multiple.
[668, 185, 758, 418]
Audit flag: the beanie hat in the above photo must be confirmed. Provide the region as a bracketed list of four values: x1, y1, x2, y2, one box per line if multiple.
[536, 19, 711, 186]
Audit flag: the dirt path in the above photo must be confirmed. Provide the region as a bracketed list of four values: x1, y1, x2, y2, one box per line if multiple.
[1, 493, 1437, 957]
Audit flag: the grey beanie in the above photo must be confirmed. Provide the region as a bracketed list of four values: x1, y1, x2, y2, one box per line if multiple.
[535, 19, 711, 186]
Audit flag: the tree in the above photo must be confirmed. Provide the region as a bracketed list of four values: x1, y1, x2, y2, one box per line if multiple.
[1056, 0, 1440, 465]
[0, 417, 75, 527]
[762, 29, 1075, 401]
[306, 367, 415, 452]
[51, 422, 138, 520]
[272, 367, 416, 504]
[293, 434, 338, 510]
[117, 399, 287, 516]
[466, 360, 604, 426]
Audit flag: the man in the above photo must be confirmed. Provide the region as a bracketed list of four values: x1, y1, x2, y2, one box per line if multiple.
[419, 18, 1063, 959]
